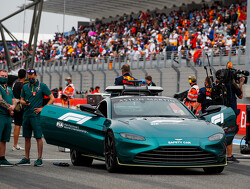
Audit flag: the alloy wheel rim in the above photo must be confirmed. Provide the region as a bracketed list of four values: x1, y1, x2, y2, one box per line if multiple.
[71, 150, 76, 161]
[105, 135, 114, 168]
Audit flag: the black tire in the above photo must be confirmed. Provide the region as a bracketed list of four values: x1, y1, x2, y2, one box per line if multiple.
[105, 131, 119, 172]
[70, 149, 93, 166]
[203, 166, 224, 174]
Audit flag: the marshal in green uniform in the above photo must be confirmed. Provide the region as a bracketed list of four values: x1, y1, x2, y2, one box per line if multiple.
[20, 80, 51, 138]
[0, 69, 15, 167]
[0, 84, 14, 142]
[16, 68, 55, 167]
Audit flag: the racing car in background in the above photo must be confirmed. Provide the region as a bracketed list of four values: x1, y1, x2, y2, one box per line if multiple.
[40, 85, 236, 173]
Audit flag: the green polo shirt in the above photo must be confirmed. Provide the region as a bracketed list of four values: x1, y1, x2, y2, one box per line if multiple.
[21, 80, 51, 117]
[0, 84, 14, 116]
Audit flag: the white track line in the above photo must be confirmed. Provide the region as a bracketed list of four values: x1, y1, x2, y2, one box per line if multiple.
[8, 159, 70, 161]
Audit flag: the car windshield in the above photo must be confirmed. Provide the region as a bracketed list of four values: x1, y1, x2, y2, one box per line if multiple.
[111, 97, 195, 119]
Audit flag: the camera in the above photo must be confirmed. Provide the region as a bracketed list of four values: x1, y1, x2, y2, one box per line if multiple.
[211, 67, 249, 106]
[215, 68, 249, 85]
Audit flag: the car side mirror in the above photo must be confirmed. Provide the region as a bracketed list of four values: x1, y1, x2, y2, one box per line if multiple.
[80, 104, 104, 117]
[206, 105, 221, 114]
[197, 105, 222, 118]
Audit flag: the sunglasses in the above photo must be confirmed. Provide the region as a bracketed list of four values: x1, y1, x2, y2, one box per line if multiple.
[27, 70, 35, 74]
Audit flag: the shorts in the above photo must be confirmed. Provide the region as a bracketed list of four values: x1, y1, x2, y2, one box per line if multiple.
[22, 116, 43, 139]
[225, 124, 239, 146]
[0, 116, 12, 142]
[14, 109, 24, 126]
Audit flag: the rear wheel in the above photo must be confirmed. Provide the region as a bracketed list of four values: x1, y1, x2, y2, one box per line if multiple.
[105, 131, 119, 172]
[70, 149, 93, 166]
[203, 166, 224, 174]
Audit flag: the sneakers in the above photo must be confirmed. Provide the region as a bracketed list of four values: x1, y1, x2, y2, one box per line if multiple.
[227, 155, 240, 163]
[34, 158, 43, 167]
[16, 158, 43, 166]
[0, 159, 14, 167]
[16, 158, 31, 166]
[12, 145, 24, 151]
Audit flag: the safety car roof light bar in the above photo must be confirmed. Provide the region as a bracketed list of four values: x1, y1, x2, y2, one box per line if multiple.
[105, 86, 163, 96]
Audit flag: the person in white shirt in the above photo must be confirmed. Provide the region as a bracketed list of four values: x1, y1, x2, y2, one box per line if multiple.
[149, 39, 155, 52]
[169, 30, 178, 45]
[225, 36, 232, 51]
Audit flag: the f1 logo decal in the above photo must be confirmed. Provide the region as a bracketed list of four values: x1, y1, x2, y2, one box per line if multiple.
[58, 113, 91, 124]
[211, 113, 224, 125]
[241, 111, 246, 128]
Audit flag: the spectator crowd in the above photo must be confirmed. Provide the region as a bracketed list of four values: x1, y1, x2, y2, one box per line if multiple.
[0, 1, 247, 65]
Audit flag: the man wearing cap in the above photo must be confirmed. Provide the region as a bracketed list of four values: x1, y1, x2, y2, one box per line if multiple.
[16, 68, 55, 167]
[0, 69, 15, 166]
[62, 76, 75, 107]
[114, 64, 136, 85]
[184, 75, 199, 111]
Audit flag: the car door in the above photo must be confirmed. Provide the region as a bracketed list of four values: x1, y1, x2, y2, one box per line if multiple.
[40, 104, 110, 156]
[199, 105, 236, 145]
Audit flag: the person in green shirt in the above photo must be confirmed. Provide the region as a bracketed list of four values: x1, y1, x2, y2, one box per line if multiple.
[0, 69, 16, 167]
[16, 68, 55, 167]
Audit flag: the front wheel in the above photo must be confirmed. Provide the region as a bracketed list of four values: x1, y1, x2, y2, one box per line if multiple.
[203, 166, 224, 174]
[105, 131, 119, 172]
[70, 149, 93, 166]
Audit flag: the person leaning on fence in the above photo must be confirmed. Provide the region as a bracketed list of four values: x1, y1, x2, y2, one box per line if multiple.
[62, 76, 75, 107]
[0, 69, 16, 166]
[184, 75, 199, 112]
[16, 68, 55, 167]
[193, 49, 202, 66]
[114, 64, 136, 85]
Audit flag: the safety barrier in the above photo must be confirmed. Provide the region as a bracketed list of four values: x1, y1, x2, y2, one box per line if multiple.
[54, 98, 87, 107]
[237, 104, 249, 135]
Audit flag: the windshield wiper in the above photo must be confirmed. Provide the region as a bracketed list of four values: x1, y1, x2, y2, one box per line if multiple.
[136, 115, 182, 117]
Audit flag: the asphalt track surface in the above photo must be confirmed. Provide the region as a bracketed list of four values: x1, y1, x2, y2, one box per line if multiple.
[1, 135, 250, 189]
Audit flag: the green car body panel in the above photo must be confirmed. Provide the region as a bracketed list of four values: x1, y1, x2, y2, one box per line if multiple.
[40, 96, 232, 168]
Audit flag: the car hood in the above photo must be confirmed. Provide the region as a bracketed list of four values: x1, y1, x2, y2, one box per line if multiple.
[113, 117, 223, 138]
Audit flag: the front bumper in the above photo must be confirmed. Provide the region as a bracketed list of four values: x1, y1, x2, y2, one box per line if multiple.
[114, 133, 227, 167]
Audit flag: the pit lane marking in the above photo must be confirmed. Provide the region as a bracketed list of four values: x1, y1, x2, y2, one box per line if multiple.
[233, 139, 245, 145]
[8, 159, 70, 161]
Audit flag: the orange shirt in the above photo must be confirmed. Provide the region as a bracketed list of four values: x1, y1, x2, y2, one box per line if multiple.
[184, 31, 189, 41]
[157, 34, 163, 43]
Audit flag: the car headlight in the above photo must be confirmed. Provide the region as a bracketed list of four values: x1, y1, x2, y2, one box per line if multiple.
[208, 133, 224, 141]
[120, 133, 146, 141]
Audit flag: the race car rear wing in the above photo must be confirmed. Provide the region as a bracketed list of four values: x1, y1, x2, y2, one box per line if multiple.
[105, 86, 163, 96]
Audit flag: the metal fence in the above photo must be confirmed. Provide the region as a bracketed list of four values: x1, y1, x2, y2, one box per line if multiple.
[0, 47, 246, 94]
[0, 46, 246, 72]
